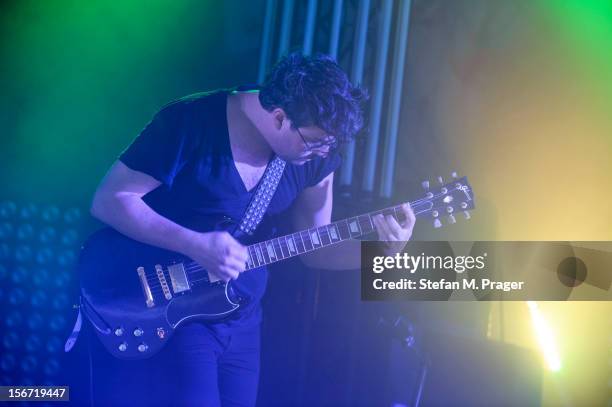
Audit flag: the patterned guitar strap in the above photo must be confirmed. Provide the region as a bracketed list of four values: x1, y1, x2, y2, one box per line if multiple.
[237, 155, 286, 236]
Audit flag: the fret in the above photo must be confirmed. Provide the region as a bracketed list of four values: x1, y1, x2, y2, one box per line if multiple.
[301, 230, 314, 251]
[266, 241, 277, 261]
[259, 242, 271, 265]
[310, 229, 321, 247]
[318, 226, 331, 246]
[294, 232, 306, 253]
[286, 235, 297, 254]
[328, 224, 339, 241]
[358, 214, 374, 234]
[254, 244, 264, 265]
[273, 238, 285, 260]
[337, 220, 351, 240]
[277, 237, 288, 258]
[347, 217, 361, 237]
[247, 246, 256, 269]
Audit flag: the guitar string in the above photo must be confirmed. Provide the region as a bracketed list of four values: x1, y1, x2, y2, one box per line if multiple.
[144, 185, 471, 292]
[144, 202, 449, 293]
[144, 202, 436, 292]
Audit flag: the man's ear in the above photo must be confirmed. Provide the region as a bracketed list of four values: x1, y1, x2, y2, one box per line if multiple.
[271, 108, 286, 130]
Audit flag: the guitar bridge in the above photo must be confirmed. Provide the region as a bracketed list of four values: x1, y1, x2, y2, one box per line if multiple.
[136, 267, 155, 308]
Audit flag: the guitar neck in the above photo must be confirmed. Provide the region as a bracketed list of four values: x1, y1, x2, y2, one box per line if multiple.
[243, 199, 427, 270]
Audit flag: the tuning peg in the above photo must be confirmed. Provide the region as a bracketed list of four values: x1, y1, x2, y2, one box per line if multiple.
[433, 218, 442, 228]
[421, 180, 430, 190]
[451, 171, 458, 179]
[448, 214, 456, 224]
[463, 211, 471, 220]
[437, 176, 444, 185]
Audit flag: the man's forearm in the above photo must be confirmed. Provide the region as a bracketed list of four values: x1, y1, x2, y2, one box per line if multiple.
[91, 194, 199, 257]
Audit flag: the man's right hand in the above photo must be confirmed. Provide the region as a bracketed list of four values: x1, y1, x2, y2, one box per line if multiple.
[185, 231, 249, 282]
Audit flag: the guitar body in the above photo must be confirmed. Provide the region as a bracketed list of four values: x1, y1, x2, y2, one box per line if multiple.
[79, 227, 243, 360]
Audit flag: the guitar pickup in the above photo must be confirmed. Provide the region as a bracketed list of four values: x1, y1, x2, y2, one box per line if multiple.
[167, 263, 190, 294]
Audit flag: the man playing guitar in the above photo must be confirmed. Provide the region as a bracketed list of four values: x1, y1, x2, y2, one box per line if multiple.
[88, 52, 415, 406]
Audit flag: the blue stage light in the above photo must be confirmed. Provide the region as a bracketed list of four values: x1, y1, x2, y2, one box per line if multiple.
[32, 268, 50, 286]
[0, 354, 16, 372]
[20, 355, 38, 373]
[63, 207, 81, 223]
[0, 243, 11, 260]
[43, 359, 60, 376]
[7, 287, 26, 306]
[30, 290, 48, 308]
[41, 206, 60, 222]
[57, 250, 75, 267]
[11, 266, 27, 284]
[61, 229, 78, 246]
[39, 226, 57, 243]
[25, 335, 42, 353]
[0, 201, 17, 219]
[51, 292, 69, 310]
[16, 223, 34, 240]
[15, 245, 33, 263]
[3, 332, 20, 350]
[5, 310, 23, 328]
[20, 203, 38, 219]
[35, 248, 53, 265]
[49, 315, 66, 332]
[28, 313, 44, 330]
[0, 222, 13, 239]
[46, 337, 62, 353]
[0, 264, 7, 280]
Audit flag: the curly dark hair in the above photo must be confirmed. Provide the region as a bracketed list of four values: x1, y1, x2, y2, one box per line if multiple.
[259, 52, 367, 145]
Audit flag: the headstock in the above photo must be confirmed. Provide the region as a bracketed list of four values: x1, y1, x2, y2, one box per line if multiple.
[413, 172, 475, 229]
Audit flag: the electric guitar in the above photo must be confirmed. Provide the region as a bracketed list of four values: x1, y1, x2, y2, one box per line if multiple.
[78, 174, 474, 359]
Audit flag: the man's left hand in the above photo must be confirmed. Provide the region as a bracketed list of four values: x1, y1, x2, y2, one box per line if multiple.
[372, 203, 416, 256]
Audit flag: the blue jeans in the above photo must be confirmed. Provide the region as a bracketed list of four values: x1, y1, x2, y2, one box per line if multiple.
[90, 321, 261, 406]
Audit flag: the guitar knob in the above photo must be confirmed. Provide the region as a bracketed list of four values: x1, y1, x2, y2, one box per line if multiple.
[137, 343, 148, 353]
[433, 219, 442, 228]
[114, 327, 124, 337]
[118, 342, 128, 352]
[437, 176, 444, 185]
[432, 210, 439, 218]
[133, 328, 144, 337]
[421, 180, 430, 190]
[451, 171, 458, 179]
[448, 214, 456, 224]
[463, 211, 471, 220]
[460, 202, 468, 209]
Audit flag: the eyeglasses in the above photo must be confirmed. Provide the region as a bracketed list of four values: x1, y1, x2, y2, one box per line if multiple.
[296, 127, 338, 150]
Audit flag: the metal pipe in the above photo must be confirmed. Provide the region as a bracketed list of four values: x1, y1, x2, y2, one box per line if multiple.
[380, 0, 412, 197]
[258, 0, 277, 84]
[303, 0, 318, 55]
[362, 0, 393, 192]
[278, 0, 295, 58]
[328, 0, 344, 58]
[339, 0, 370, 187]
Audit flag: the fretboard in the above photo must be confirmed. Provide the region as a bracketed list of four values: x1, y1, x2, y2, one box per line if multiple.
[244, 201, 421, 270]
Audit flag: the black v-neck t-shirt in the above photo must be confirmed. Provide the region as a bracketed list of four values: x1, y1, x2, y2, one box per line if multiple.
[118, 87, 341, 329]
